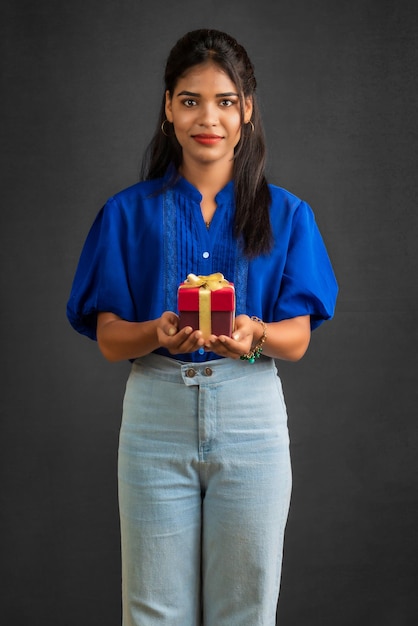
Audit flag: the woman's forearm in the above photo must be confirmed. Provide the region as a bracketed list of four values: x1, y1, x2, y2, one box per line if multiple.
[97, 312, 160, 362]
[251, 315, 311, 362]
[97, 311, 209, 362]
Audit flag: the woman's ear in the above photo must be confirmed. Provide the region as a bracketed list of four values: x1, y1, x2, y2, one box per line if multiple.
[165, 90, 173, 122]
[244, 97, 253, 124]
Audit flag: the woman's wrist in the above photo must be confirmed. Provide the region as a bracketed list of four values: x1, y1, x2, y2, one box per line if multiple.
[250, 316, 266, 345]
[240, 316, 267, 362]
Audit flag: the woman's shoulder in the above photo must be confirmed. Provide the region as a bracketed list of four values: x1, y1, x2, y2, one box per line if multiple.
[108, 177, 166, 207]
[267, 182, 309, 227]
[92, 179, 166, 228]
[267, 182, 304, 212]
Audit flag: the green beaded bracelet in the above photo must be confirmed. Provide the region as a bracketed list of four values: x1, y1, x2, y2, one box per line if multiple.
[240, 317, 267, 363]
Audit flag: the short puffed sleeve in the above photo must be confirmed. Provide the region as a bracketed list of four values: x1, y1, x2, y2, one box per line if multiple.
[66, 198, 137, 340]
[274, 200, 338, 329]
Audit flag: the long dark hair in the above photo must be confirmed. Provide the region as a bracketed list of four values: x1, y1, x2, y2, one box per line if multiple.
[141, 29, 272, 258]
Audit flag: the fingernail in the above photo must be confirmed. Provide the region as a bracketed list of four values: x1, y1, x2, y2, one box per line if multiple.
[168, 327, 176, 336]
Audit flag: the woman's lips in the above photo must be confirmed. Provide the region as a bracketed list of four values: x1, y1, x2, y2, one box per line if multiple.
[192, 134, 223, 145]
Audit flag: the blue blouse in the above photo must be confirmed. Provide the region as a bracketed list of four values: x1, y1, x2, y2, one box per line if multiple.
[67, 170, 338, 362]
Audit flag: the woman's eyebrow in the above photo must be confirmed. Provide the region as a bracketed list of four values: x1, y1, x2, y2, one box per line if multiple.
[176, 90, 239, 97]
[177, 91, 200, 97]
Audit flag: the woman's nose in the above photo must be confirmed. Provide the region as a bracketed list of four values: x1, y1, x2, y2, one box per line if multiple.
[197, 103, 219, 126]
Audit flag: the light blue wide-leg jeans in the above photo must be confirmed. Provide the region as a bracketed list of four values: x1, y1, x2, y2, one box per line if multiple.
[118, 353, 292, 626]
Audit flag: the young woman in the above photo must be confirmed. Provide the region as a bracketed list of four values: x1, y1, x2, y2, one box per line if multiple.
[67, 29, 338, 626]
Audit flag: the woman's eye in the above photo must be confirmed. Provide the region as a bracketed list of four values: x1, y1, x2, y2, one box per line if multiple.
[183, 99, 197, 107]
[220, 99, 235, 107]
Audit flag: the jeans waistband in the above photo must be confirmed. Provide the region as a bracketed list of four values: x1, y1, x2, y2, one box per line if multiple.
[132, 352, 277, 386]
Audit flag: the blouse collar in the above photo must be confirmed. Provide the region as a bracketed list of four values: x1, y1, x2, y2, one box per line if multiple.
[163, 164, 235, 205]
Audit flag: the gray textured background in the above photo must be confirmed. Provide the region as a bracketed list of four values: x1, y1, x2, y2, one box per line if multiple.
[1, 1, 417, 624]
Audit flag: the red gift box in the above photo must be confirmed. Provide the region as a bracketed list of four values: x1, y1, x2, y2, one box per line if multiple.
[178, 273, 235, 340]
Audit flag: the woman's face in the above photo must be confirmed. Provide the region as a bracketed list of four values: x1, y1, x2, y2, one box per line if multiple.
[165, 62, 252, 174]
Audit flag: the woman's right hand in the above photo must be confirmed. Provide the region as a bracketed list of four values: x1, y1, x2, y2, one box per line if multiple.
[156, 311, 205, 354]
[97, 311, 205, 362]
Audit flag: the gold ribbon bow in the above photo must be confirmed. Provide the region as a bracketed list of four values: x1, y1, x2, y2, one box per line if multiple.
[183, 273, 229, 291]
[182, 273, 230, 338]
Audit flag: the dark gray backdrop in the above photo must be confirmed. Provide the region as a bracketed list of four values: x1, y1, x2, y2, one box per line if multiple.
[1, 0, 417, 624]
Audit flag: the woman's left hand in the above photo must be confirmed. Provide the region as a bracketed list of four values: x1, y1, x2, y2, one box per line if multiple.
[204, 314, 256, 359]
[207, 314, 311, 362]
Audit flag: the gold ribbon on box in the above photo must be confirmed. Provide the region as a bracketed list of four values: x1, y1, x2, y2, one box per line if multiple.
[182, 273, 230, 338]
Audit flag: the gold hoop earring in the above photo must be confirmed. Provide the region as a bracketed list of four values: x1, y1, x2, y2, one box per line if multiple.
[247, 120, 255, 132]
[161, 119, 171, 136]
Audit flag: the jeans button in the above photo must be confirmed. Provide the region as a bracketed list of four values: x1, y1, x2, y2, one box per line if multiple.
[186, 368, 197, 378]
[204, 367, 213, 377]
